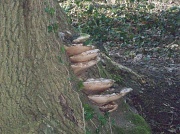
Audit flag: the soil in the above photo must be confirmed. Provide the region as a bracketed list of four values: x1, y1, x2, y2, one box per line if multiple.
[104, 42, 180, 134]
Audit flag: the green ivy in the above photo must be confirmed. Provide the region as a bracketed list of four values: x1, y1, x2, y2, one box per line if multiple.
[47, 23, 58, 33]
[83, 104, 94, 120]
[44, 7, 55, 16]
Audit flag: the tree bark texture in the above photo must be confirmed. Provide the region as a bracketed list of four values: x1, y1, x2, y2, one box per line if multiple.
[0, 0, 84, 133]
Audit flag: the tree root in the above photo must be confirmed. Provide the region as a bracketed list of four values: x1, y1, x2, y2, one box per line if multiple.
[101, 53, 146, 84]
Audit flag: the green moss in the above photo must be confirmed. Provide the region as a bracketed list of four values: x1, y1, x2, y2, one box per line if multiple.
[126, 114, 151, 134]
[127, 114, 150, 129]
[112, 126, 125, 134]
[113, 125, 151, 134]
[112, 108, 151, 134]
[97, 63, 111, 78]
[111, 74, 123, 83]
[127, 126, 151, 134]
[96, 62, 124, 83]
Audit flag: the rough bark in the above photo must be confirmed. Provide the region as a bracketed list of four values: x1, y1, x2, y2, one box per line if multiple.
[0, 0, 84, 133]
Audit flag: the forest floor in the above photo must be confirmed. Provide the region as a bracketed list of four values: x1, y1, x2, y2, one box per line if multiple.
[61, 0, 180, 133]
[104, 35, 180, 134]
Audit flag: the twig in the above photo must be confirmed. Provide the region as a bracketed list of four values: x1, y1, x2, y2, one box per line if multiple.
[109, 116, 113, 134]
[90, 119, 98, 129]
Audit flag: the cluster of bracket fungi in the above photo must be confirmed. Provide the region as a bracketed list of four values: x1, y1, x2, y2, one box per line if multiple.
[64, 33, 133, 113]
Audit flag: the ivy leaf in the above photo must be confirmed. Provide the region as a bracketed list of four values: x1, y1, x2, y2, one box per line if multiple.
[95, 127, 100, 134]
[83, 104, 94, 120]
[77, 80, 84, 90]
[147, 3, 155, 10]
[52, 23, 58, 32]
[98, 115, 107, 126]
[47, 23, 58, 33]
[48, 25, 53, 33]
[49, 8, 55, 16]
[129, 0, 135, 3]
[60, 46, 65, 53]
[85, 112, 94, 120]
[44, 7, 49, 13]
[58, 56, 64, 64]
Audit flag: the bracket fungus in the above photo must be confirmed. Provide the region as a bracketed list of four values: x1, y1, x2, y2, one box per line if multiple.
[65, 44, 95, 56]
[83, 78, 114, 93]
[72, 33, 90, 43]
[88, 88, 133, 105]
[99, 101, 118, 113]
[71, 57, 100, 75]
[64, 32, 133, 113]
[70, 49, 100, 63]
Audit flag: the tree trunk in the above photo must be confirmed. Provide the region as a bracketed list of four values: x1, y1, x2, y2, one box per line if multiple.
[0, 0, 84, 133]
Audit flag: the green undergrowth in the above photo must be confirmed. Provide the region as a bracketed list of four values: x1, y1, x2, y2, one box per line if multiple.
[60, 0, 179, 58]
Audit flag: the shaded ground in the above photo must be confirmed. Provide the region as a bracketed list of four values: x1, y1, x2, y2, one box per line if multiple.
[107, 46, 180, 133]
[103, 32, 180, 133]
